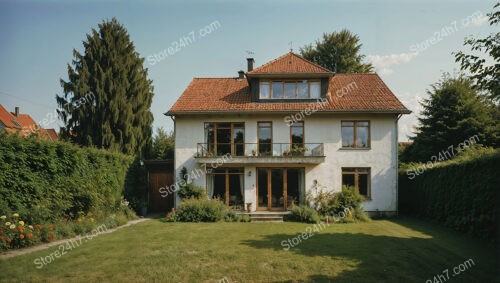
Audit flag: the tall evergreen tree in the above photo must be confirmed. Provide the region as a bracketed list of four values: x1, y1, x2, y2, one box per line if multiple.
[57, 18, 153, 155]
[300, 29, 373, 73]
[402, 75, 497, 162]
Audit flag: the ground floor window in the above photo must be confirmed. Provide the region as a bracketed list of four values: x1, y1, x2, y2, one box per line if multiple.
[341, 167, 370, 199]
[207, 168, 244, 209]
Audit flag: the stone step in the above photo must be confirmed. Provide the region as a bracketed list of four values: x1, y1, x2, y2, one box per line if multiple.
[250, 217, 283, 222]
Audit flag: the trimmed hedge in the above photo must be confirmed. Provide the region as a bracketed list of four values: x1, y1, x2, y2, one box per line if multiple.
[399, 148, 499, 240]
[0, 133, 134, 225]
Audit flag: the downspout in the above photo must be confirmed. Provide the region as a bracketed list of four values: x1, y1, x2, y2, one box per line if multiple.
[170, 115, 176, 208]
[395, 114, 402, 216]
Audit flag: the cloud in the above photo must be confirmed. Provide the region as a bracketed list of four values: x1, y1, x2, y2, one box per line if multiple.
[397, 92, 426, 141]
[471, 15, 488, 26]
[366, 53, 417, 76]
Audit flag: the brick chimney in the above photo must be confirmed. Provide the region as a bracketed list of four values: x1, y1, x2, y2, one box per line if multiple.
[247, 58, 254, 72]
[238, 70, 245, 80]
[14, 107, 19, 117]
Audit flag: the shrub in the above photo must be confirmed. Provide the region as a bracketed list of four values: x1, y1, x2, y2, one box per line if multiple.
[178, 183, 207, 200]
[176, 198, 227, 222]
[307, 185, 369, 222]
[285, 205, 321, 223]
[399, 147, 499, 240]
[0, 133, 138, 250]
[238, 214, 251, 222]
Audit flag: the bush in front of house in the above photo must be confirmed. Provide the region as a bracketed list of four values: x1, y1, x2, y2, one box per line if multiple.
[176, 198, 227, 222]
[305, 185, 369, 223]
[285, 205, 321, 223]
[178, 183, 207, 200]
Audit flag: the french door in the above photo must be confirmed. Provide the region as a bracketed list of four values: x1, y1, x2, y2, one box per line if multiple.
[257, 168, 286, 211]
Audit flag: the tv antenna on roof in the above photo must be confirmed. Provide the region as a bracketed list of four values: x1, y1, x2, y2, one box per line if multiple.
[289, 41, 293, 52]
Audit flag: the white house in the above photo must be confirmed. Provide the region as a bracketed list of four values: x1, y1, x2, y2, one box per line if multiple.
[166, 52, 410, 214]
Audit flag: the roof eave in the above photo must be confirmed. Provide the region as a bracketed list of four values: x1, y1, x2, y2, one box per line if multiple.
[166, 109, 412, 116]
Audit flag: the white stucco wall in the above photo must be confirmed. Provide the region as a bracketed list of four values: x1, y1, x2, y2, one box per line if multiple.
[173, 113, 398, 212]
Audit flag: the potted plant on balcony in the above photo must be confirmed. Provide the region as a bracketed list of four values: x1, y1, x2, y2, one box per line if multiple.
[290, 145, 306, 156]
[251, 149, 256, 157]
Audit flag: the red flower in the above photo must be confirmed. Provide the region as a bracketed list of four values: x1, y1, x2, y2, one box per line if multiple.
[35, 224, 41, 230]
[19, 234, 25, 239]
[26, 233, 33, 239]
[0, 235, 4, 240]
[48, 225, 53, 231]
[6, 237, 11, 243]
[48, 233, 54, 241]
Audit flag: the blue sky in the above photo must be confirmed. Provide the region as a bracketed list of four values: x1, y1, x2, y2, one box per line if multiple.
[0, 0, 495, 141]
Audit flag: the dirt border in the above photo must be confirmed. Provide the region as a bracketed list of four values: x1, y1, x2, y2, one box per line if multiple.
[0, 218, 150, 259]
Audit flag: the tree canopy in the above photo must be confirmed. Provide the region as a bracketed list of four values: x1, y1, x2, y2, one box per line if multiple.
[300, 29, 373, 73]
[455, 3, 499, 102]
[57, 18, 154, 155]
[401, 75, 497, 162]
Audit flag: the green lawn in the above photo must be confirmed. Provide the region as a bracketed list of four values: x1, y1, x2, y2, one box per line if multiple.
[0, 218, 497, 282]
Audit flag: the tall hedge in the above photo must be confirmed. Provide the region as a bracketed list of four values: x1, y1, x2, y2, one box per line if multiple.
[0, 133, 133, 224]
[399, 148, 499, 240]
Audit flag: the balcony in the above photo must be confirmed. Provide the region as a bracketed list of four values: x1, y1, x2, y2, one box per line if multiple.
[196, 143, 325, 164]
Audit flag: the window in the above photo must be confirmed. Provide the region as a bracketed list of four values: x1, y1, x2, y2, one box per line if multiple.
[259, 81, 270, 99]
[290, 121, 304, 148]
[259, 80, 321, 99]
[341, 121, 370, 148]
[272, 81, 283, 99]
[284, 82, 296, 98]
[204, 122, 245, 156]
[258, 122, 272, 156]
[297, 81, 308, 98]
[342, 168, 370, 198]
[310, 81, 321, 98]
[209, 168, 244, 209]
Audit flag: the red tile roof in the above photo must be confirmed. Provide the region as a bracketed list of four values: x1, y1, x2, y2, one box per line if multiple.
[248, 52, 333, 75]
[45, 129, 59, 141]
[167, 74, 410, 114]
[0, 104, 58, 139]
[0, 104, 19, 128]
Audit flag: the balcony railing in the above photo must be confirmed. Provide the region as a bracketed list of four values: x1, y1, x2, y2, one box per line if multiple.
[196, 143, 324, 158]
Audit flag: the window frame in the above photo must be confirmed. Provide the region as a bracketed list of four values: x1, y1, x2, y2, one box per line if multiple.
[341, 167, 371, 199]
[259, 80, 321, 99]
[290, 121, 305, 146]
[204, 122, 245, 156]
[257, 121, 273, 156]
[341, 120, 371, 149]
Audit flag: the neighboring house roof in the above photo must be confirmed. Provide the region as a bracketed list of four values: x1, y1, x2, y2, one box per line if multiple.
[167, 74, 411, 115]
[0, 104, 58, 140]
[45, 129, 59, 141]
[0, 104, 20, 128]
[247, 52, 333, 75]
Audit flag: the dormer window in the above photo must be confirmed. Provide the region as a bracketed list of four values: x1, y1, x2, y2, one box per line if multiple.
[259, 80, 321, 99]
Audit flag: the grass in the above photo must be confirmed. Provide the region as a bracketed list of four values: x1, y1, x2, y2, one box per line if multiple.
[0, 217, 497, 282]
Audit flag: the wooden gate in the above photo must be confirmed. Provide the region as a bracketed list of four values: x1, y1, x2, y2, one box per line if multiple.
[145, 160, 174, 213]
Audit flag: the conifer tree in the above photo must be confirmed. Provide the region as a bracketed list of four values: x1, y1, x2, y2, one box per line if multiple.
[57, 18, 153, 155]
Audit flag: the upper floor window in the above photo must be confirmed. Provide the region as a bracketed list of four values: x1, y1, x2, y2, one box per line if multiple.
[260, 80, 321, 99]
[204, 122, 245, 156]
[341, 121, 370, 148]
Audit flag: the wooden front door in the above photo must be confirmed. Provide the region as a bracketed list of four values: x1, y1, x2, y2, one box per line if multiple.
[148, 167, 174, 213]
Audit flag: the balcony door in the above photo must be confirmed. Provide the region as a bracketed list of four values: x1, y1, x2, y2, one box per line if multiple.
[258, 122, 272, 156]
[204, 122, 244, 156]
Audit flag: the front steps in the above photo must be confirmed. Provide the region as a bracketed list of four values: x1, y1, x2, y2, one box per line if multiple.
[238, 211, 291, 222]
